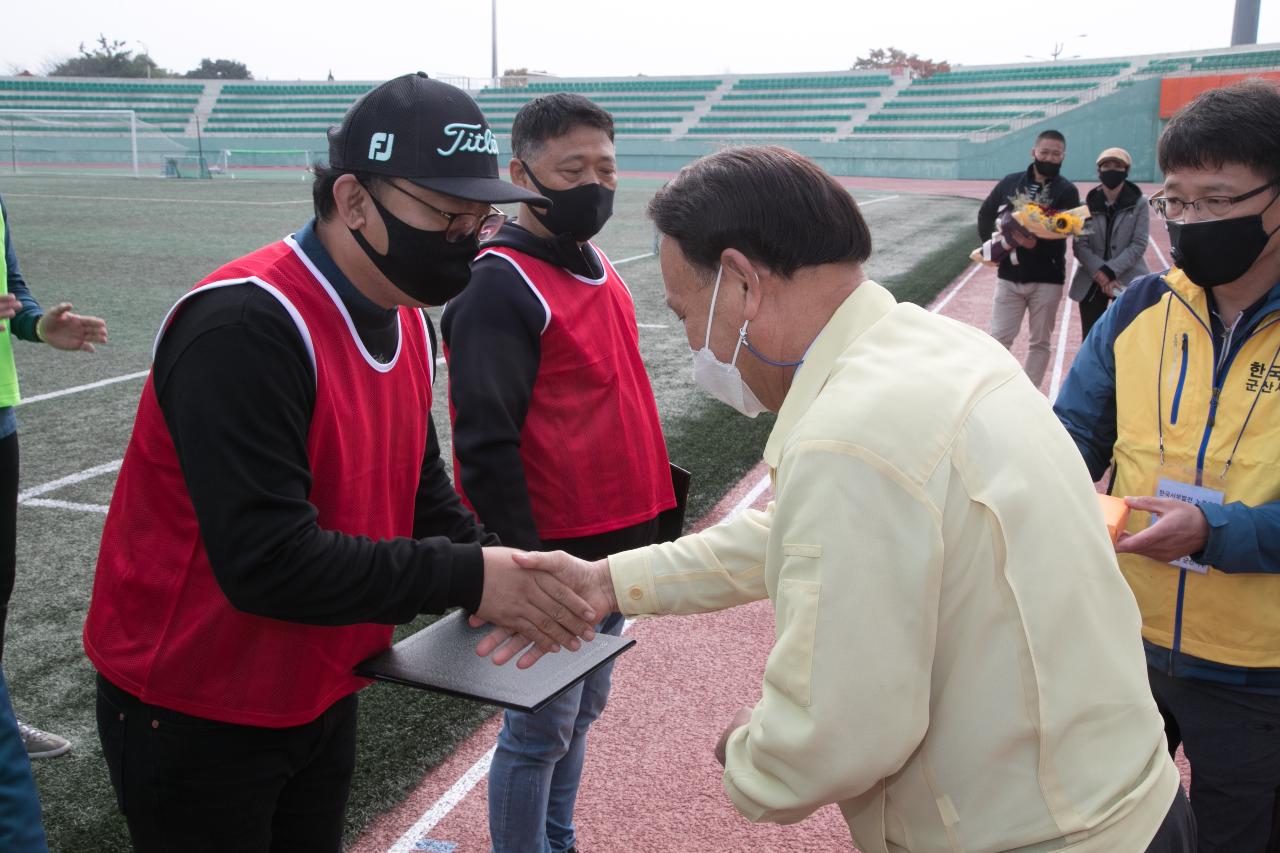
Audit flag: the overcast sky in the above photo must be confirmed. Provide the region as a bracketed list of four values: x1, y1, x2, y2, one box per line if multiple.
[6, 0, 1278, 83]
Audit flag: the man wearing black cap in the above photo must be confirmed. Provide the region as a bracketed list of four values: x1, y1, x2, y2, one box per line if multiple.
[83, 73, 601, 852]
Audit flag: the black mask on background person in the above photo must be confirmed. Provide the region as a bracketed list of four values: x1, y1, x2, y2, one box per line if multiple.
[1033, 159, 1061, 179]
[349, 185, 478, 305]
[518, 162, 615, 242]
[1099, 169, 1128, 190]
[1168, 191, 1280, 288]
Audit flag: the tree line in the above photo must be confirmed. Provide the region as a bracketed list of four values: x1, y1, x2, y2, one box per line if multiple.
[39, 35, 252, 79]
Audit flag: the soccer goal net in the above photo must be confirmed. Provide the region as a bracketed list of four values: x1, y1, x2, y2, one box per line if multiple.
[0, 109, 191, 178]
[215, 148, 319, 180]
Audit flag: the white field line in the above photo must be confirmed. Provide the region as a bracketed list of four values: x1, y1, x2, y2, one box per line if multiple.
[19, 370, 149, 406]
[1047, 258, 1080, 402]
[613, 252, 654, 265]
[385, 464, 772, 851]
[930, 262, 983, 315]
[17, 459, 121, 504]
[1148, 235, 1170, 270]
[22, 497, 109, 514]
[858, 194, 900, 206]
[1, 192, 310, 207]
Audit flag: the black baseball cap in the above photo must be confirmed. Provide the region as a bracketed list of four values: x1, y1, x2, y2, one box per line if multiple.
[328, 72, 548, 207]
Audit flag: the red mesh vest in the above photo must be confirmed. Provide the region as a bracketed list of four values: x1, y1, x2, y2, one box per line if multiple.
[450, 246, 674, 539]
[84, 237, 432, 727]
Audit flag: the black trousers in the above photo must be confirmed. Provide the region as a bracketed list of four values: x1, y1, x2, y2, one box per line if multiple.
[1078, 283, 1113, 342]
[96, 674, 358, 853]
[1150, 666, 1280, 853]
[1146, 784, 1196, 852]
[0, 431, 18, 662]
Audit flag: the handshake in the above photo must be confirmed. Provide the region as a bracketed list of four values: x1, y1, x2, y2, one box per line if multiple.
[471, 548, 620, 669]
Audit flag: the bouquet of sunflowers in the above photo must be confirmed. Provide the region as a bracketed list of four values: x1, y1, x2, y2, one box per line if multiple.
[970, 193, 1091, 267]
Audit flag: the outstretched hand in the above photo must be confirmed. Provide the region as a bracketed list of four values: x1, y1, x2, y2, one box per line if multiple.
[471, 551, 618, 669]
[473, 546, 600, 659]
[37, 303, 108, 353]
[1116, 496, 1210, 563]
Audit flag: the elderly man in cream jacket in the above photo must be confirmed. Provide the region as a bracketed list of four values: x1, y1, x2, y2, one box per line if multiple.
[487, 146, 1192, 853]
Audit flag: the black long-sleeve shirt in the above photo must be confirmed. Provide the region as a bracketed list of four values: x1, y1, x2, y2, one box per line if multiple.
[441, 223, 661, 559]
[977, 165, 1081, 285]
[151, 220, 494, 627]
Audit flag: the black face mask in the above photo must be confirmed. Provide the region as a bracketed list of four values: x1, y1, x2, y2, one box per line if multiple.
[1033, 159, 1061, 179]
[1099, 169, 1128, 190]
[349, 187, 477, 305]
[519, 163, 615, 242]
[1167, 191, 1280, 288]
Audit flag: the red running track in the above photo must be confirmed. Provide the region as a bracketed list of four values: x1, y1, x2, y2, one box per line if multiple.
[352, 179, 1186, 853]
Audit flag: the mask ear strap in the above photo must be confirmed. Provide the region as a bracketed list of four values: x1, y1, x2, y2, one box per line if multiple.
[704, 266, 723, 349]
[732, 321, 748, 365]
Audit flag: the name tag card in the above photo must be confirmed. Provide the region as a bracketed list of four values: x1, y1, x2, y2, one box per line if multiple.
[1153, 478, 1224, 574]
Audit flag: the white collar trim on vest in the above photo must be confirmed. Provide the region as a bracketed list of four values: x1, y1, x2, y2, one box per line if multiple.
[154, 276, 319, 388]
[284, 234, 401, 373]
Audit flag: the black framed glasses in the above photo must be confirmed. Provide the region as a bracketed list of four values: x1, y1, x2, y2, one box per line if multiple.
[1150, 179, 1280, 222]
[378, 179, 507, 243]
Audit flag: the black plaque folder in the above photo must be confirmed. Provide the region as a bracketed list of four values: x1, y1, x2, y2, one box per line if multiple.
[355, 609, 636, 713]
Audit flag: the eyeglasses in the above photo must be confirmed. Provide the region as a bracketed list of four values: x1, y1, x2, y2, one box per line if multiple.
[1149, 179, 1280, 222]
[376, 179, 507, 243]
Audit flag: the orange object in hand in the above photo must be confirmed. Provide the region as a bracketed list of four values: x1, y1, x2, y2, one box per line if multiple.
[1098, 494, 1131, 545]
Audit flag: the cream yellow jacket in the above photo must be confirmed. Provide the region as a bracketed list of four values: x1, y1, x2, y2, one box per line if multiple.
[610, 281, 1178, 852]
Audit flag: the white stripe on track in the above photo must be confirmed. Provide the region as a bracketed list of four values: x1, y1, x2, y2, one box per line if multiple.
[858, 194, 901, 206]
[930, 262, 983, 315]
[1047, 259, 1079, 402]
[384, 747, 498, 853]
[1148, 235, 1170, 270]
[17, 459, 121, 502]
[19, 370, 149, 406]
[724, 472, 771, 523]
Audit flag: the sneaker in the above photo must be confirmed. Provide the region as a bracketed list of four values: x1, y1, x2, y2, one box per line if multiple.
[17, 721, 71, 759]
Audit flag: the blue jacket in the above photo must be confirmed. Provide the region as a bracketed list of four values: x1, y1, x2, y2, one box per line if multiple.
[1055, 268, 1280, 683]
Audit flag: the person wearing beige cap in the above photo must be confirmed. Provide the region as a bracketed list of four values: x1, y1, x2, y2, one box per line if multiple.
[1069, 147, 1150, 339]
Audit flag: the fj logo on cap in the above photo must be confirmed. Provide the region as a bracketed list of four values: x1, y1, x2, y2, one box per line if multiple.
[437, 122, 499, 157]
[368, 132, 395, 162]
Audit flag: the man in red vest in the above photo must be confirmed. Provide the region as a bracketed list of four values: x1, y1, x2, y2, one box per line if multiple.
[83, 74, 601, 852]
[442, 93, 674, 853]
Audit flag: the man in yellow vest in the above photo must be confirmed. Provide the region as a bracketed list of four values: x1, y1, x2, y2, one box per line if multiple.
[1055, 80, 1280, 852]
[0, 194, 108, 759]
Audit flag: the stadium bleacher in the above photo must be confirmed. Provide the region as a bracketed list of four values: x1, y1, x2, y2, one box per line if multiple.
[0, 78, 203, 134]
[2, 43, 1278, 149]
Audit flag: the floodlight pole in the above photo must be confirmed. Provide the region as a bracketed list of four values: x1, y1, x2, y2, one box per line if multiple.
[491, 0, 498, 82]
[1232, 0, 1260, 45]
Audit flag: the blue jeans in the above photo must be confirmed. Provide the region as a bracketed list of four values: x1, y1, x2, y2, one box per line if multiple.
[488, 612, 624, 853]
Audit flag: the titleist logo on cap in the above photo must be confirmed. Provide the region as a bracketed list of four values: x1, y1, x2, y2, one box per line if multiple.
[438, 123, 499, 157]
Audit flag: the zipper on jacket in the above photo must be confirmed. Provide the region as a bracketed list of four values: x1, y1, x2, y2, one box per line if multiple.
[1170, 334, 1189, 425]
[1170, 569, 1189, 672]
